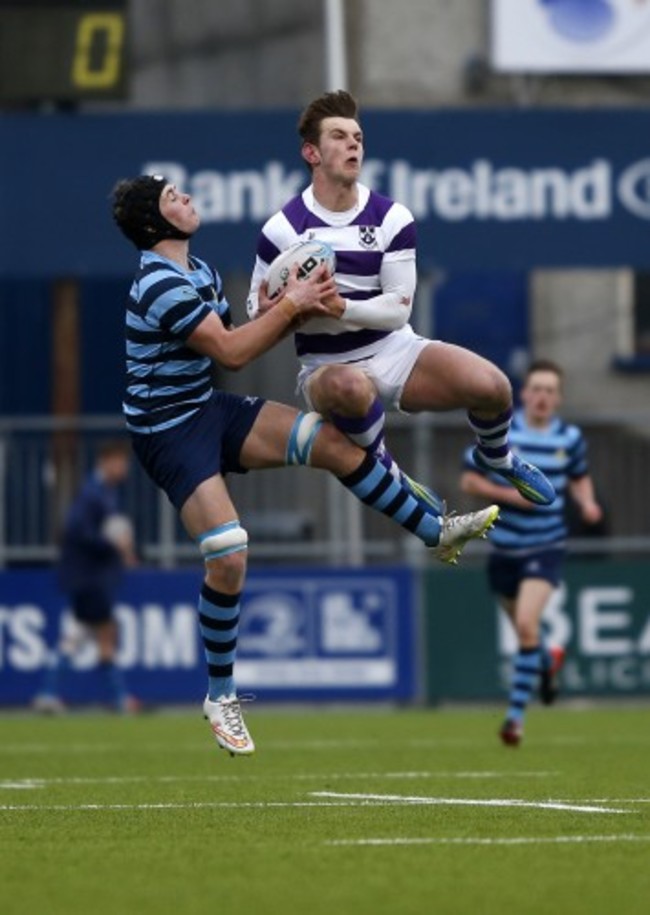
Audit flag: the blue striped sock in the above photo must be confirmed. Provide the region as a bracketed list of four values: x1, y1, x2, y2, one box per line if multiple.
[198, 583, 240, 700]
[507, 646, 542, 723]
[339, 453, 441, 546]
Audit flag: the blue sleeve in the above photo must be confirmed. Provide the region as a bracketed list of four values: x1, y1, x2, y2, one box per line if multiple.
[212, 267, 232, 328]
[568, 427, 589, 479]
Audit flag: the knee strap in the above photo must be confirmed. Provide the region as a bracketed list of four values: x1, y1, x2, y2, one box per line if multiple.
[286, 411, 323, 466]
[198, 521, 248, 561]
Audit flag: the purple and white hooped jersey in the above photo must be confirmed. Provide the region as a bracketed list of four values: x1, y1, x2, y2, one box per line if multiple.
[248, 183, 417, 364]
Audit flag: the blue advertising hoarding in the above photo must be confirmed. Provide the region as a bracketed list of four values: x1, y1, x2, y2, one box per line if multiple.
[2, 108, 650, 277]
[0, 566, 416, 706]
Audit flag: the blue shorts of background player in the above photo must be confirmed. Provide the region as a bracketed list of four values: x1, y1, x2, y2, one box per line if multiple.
[487, 549, 564, 600]
[70, 588, 115, 625]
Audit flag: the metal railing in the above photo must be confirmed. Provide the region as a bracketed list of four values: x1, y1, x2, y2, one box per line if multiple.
[1, 411, 649, 569]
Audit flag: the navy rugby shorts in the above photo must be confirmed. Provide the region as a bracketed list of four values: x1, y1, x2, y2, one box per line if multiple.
[70, 588, 113, 625]
[130, 391, 265, 511]
[487, 548, 564, 599]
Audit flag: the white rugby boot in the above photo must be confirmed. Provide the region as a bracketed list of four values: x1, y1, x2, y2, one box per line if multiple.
[431, 505, 500, 565]
[203, 694, 255, 756]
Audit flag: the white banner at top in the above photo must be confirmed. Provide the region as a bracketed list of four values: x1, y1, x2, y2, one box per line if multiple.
[491, 0, 650, 72]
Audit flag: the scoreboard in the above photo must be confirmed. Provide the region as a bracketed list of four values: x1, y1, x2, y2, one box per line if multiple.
[0, 0, 129, 103]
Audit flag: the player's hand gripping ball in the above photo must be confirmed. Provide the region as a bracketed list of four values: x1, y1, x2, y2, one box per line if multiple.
[265, 240, 337, 298]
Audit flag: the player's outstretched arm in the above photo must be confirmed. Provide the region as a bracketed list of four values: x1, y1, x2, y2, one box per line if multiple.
[568, 475, 603, 524]
[460, 469, 534, 510]
[187, 265, 338, 371]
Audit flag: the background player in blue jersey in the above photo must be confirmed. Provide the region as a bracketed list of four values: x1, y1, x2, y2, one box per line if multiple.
[112, 174, 500, 757]
[34, 439, 139, 714]
[247, 90, 555, 512]
[460, 359, 604, 746]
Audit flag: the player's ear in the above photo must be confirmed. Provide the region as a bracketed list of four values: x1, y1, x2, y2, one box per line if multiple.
[302, 142, 320, 167]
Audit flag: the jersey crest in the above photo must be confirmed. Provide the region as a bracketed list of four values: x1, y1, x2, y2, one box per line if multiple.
[358, 225, 377, 249]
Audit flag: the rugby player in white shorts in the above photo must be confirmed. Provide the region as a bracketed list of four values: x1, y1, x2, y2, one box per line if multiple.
[247, 91, 555, 512]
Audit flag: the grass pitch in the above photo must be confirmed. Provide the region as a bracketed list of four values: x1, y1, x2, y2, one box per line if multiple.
[0, 705, 649, 915]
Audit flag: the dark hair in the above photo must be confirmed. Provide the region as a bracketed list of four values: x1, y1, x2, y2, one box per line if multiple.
[298, 90, 360, 146]
[111, 175, 190, 250]
[525, 359, 564, 382]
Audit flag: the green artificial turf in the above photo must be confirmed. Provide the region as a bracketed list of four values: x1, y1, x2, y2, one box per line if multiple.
[0, 706, 648, 915]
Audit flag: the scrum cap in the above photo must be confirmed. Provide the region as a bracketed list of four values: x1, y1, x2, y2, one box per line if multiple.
[112, 175, 191, 250]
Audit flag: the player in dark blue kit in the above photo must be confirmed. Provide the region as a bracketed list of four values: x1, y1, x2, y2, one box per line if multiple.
[34, 439, 139, 714]
[111, 174, 500, 757]
[461, 360, 603, 746]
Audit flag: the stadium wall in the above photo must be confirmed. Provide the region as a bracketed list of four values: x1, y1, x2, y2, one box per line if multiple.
[0, 567, 417, 706]
[425, 561, 650, 702]
[2, 108, 650, 416]
[2, 562, 649, 708]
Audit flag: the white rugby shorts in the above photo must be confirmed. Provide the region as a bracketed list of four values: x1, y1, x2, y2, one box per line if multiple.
[298, 324, 432, 413]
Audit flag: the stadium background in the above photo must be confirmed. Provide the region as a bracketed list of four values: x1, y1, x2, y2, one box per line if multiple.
[1, 0, 650, 708]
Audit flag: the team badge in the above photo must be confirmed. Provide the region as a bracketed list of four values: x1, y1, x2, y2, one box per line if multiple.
[358, 226, 377, 249]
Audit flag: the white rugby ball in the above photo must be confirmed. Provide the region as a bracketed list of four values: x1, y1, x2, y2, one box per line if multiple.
[265, 240, 336, 298]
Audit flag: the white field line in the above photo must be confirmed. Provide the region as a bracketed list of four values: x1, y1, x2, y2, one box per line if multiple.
[310, 792, 631, 814]
[0, 795, 638, 814]
[0, 743, 205, 755]
[325, 834, 650, 848]
[587, 798, 650, 804]
[1, 777, 645, 812]
[2, 735, 650, 753]
[0, 770, 559, 790]
[0, 801, 374, 812]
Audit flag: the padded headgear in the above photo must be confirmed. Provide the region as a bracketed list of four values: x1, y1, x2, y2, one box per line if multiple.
[112, 174, 191, 250]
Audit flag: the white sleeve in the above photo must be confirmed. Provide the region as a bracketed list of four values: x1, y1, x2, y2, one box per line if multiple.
[342, 256, 416, 331]
[246, 255, 267, 320]
[246, 212, 299, 320]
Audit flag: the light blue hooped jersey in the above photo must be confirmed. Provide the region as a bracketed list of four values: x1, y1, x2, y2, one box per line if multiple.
[123, 251, 231, 434]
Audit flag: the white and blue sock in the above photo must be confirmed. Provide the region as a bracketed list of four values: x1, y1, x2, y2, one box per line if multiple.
[468, 407, 513, 470]
[331, 398, 400, 479]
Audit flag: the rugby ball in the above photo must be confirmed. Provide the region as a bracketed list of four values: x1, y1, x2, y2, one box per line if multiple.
[265, 240, 336, 298]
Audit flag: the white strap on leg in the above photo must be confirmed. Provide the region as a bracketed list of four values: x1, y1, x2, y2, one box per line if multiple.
[286, 411, 323, 466]
[198, 521, 248, 561]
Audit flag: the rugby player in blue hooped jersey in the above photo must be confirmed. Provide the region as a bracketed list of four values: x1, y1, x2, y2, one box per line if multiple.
[461, 359, 604, 747]
[247, 90, 556, 514]
[112, 174, 501, 757]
